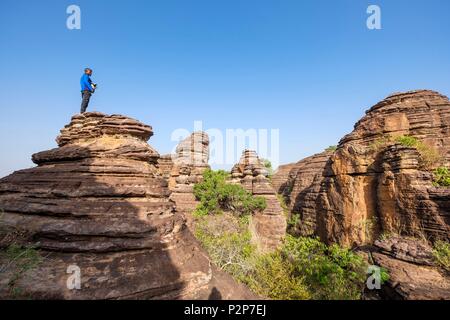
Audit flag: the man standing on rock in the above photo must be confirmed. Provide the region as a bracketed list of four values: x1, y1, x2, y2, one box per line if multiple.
[80, 68, 97, 113]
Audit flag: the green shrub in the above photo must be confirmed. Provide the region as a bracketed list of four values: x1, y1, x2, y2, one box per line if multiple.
[395, 135, 441, 169]
[282, 235, 367, 300]
[260, 158, 274, 177]
[245, 252, 310, 300]
[276, 194, 289, 217]
[379, 267, 391, 284]
[194, 212, 369, 300]
[395, 135, 418, 147]
[194, 214, 310, 300]
[287, 213, 300, 230]
[193, 169, 266, 217]
[433, 167, 450, 187]
[194, 214, 255, 280]
[433, 240, 450, 272]
[325, 145, 338, 152]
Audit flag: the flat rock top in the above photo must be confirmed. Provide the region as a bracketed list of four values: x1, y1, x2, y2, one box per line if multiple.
[368, 89, 449, 113]
[56, 112, 153, 146]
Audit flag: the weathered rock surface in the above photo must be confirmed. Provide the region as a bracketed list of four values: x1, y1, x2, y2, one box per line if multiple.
[271, 163, 296, 194]
[372, 237, 450, 300]
[0, 112, 254, 300]
[275, 151, 333, 238]
[274, 90, 450, 246]
[231, 150, 287, 252]
[272, 90, 450, 300]
[159, 132, 211, 228]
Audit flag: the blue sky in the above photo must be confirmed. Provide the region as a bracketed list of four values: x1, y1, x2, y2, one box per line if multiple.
[1, 0, 449, 176]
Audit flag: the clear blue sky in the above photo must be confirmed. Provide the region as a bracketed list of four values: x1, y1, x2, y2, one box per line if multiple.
[1, 0, 449, 176]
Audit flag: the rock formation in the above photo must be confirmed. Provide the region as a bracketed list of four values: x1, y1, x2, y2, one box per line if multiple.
[231, 150, 287, 252]
[271, 163, 296, 194]
[158, 132, 211, 227]
[274, 90, 450, 246]
[275, 151, 333, 238]
[272, 90, 450, 299]
[0, 112, 254, 300]
[372, 236, 450, 300]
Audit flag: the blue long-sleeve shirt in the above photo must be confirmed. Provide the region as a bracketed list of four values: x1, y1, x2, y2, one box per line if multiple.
[80, 73, 94, 92]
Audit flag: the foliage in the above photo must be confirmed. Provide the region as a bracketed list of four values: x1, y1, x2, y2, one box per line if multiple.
[379, 267, 390, 284]
[395, 135, 419, 147]
[287, 213, 300, 230]
[0, 244, 42, 296]
[193, 169, 266, 217]
[433, 167, 450, 187]
[433, 240, 450, 272]
[194, 214, 255, 280]
[260, 158, 274, 177]
[194, 211, 369, 300]
[282, 235, 367, 300]
[245, 252, 310, 300]
[276, 194, 289, 217]
[325, 145, 338, 152]
[395, 135, 441, 169]
[194, 214, 311, 300]
[368, 135, 441, 170]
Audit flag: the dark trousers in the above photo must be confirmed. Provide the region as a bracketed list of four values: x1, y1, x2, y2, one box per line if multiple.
[80, 90, 92, 113]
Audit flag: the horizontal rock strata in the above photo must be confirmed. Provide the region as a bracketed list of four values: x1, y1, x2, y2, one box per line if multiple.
[0, 112, 254, 300]
[231, 150, 287, 252]
[274, 90, 450, 245]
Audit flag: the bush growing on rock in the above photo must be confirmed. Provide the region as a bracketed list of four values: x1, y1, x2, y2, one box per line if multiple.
[194, 213, 311, 300]
[245, 252, 311, 300]
[194, 214, 255, 280]
[433, 240, 450, 272]
[193, 169, 266, 216]
[282, 235, 367, 300]
[433, 167, 450, 187]
[193, 209, 368, 300]
[395, 135, 441, 169]
[325, 145, 338, 152]
[368, 135, 441, 170]
[260, 158, 274, 177]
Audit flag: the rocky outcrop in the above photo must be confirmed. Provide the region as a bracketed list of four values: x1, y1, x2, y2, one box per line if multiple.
[372, 237, 450, 300]
[163, 132, 210, 227]
[274, 151, 333, 238]
[271, 163, 296, 194]
[231, 150, 287, 252]
[272, 90, 450, 300]
[0, 112, 254, 300]
[274, 90, 450, 246]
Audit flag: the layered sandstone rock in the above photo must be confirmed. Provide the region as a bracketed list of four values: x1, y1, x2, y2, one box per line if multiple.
[274, 90, 450, 246]
[272, 90, 450, 300]
[0, 112, 254, 300]
[372, 237, 450, 300]
[274, 151, 333, 238]
[271, 163, 296, 194]
[163, 132, 210, 227]
[231, 150, 287, 252]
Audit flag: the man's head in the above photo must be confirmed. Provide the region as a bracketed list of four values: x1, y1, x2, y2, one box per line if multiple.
[84, 68, 93, 76]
